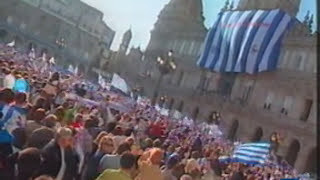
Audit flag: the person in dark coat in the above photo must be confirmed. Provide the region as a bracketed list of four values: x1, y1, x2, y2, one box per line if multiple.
[16, 147, 42, 180]
[37, 127, 79, 180]
[81, 135, 115, 180]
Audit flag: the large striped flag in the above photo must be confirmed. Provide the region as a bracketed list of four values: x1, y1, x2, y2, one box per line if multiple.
[231, 142, 271, 165]
[197, 9, 296, 74]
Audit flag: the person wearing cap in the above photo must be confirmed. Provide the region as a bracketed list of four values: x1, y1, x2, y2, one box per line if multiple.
[95, 152, 138, 180]
[161, 154, 179, 180]
[2, 68, 15, 89]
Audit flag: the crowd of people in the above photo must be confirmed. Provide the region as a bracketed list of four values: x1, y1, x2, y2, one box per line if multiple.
[0, 43, 311, 180]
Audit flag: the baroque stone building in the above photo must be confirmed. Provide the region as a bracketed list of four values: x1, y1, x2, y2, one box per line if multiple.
[106, 0, 317, 173]
[0, 0, 115, 74]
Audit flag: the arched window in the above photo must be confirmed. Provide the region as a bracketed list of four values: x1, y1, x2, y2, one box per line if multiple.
[227, 120, 239, 141]
[192, 107, 199, 120]
[285, 139, 301, 167]
[40, 48, 48, 56]
[177, 71, 184, 86]
[151, 92, 158, 106]
[168, 98, 175, 110]
[177, 100, 184, 112]
[251, 127, 263, 142]
[304, 147, 317, 174]
[0, 29, 8, 39]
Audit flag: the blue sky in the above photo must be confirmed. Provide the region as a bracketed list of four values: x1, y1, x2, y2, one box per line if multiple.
[82, 0, 317, 51]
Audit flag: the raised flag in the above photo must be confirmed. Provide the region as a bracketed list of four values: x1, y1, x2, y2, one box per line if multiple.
[197, 9, 295, 74]
[231, 142, 271, 165]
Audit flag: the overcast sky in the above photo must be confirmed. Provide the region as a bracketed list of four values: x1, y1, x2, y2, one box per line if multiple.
[82, 0, 317, 51]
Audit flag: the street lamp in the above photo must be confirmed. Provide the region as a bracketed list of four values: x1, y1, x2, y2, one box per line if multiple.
[56, 38, 66, 48]
[159, 95, 168, 108]
[209, 111, 221, 125]
[154, 50, 177, 92]
[132, 87, 142, 101]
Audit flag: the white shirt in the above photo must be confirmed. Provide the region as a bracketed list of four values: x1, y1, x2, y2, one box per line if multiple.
[3, 74, 15, 89]
[56, 147, 66, 180]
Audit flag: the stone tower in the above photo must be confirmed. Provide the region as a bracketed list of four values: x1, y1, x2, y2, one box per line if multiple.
[145, 0, 207, 61]
[119, 28, 132, 54]
[237, 0, 301, 17]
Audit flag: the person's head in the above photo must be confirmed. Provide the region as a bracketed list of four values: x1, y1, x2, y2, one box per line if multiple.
[32, 108, 46, 123]
[125, 137, 135, 147]
[185, 159, 201, 175]
[106, 121, 117, 133]
[84, 119, 96, 129]
[166, 154, 180, 170]
[153, 139, 162, 148]
[144, 138, 153, 149]
[191, 151, 200, 159]
[3, 68, 11, 75]
[74, 113, 83, 123]
[113, 125, 123, 136]
[94, 131, 108, 145]
[17, 148, 41, 180]
[54, 106, 65, 122]
[98, 136, 115, 154]
[50, 72, 60, 82]
[124, 128, 133, 137]
[116, 142, 131, 155]
[0, 88, 15, 104]
[14, 92, 27, 105]
[34, 97, 46, 109]
[148, 148, 164, 166]
[42, 114, 57, 128]
[12, 128, 27, 149]
[180, 174, 193, 180]
[120, 152, 137, 177]
[55, 127, 73, 149]
[34, 175, 54, 180]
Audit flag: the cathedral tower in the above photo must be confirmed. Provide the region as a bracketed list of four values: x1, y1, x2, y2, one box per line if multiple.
[146, 0, 207, 61]
[119, 28, 132, 54]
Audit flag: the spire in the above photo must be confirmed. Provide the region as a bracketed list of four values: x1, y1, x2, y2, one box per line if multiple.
[229, 0, 234, 10]
[308, 14, 314, 33]
[303, 11, 310, 24]
[221, 0, 230, 12]
[124, 28, 132, 40]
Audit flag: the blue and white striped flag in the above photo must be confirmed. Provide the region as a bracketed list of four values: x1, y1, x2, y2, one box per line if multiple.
[231, 142, 271, 165]
[197, 9, 296, 74]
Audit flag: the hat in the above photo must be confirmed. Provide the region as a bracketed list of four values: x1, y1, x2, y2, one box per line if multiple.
[166, 154, 180, 169]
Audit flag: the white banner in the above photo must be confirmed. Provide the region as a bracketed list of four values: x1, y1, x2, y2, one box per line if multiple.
[111, 73, 129, 94]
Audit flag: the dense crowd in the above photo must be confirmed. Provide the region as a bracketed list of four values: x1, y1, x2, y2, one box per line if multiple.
[0, 44, 311, 180]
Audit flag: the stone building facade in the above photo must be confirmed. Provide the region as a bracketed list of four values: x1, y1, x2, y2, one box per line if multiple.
[0, 0, 115, 74]
[107, 0, 317, 173]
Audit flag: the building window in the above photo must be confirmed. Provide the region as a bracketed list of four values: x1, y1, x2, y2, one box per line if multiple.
[241, 81, 253, 103]
[189, 41, 195, 55]
[177, 101, 184, 112]
[300, 99, 313, 121]
[177, 71, 184, 86]
[264, 92, 274, 110]
[295, 55, 302, 70]
[281, 96, 293, 115]
[179, 40, 186, 55]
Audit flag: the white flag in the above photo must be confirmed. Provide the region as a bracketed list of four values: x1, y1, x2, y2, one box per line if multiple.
[68, 65, 74, 74]
[7, 40, 15, 47]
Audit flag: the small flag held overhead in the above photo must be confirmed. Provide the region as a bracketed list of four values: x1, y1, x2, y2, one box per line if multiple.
[231, 142, 271, 165]
[7, 40, 15, 47]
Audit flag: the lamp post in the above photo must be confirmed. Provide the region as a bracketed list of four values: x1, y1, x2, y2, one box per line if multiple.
[55, 38, 66, 49]
[154, 50, 177, 94]
[132, 86, 142, 101]
[209, 111, 221, 125]
[159, 95, 168, 108]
